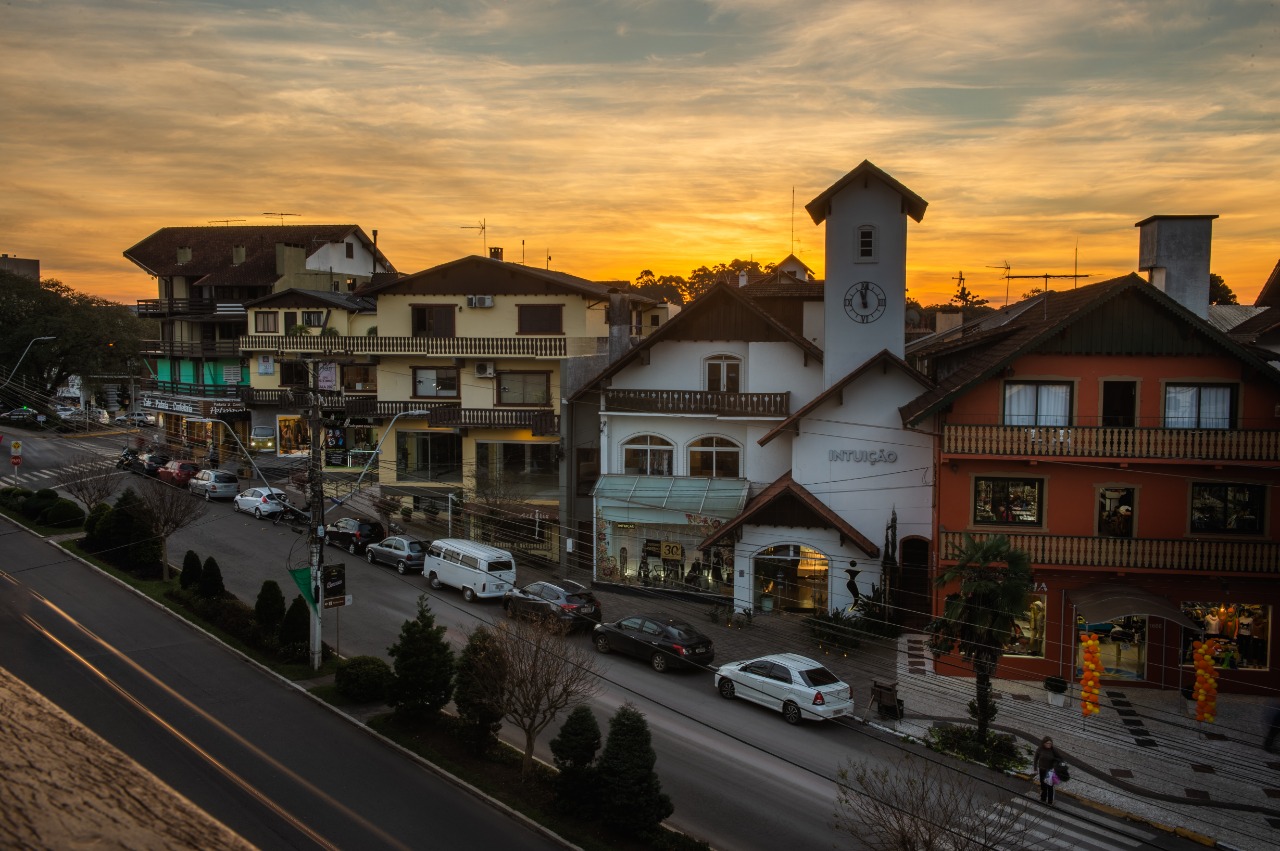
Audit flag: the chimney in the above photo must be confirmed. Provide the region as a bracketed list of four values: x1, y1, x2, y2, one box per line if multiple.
[739, 270, 749, 287]
[490, 246, 504, 261]
[934, 309, 964, 338]
[1135, 215, 1217, 320]
[232, 245, 246, 265]
[176, 246, 192, 264]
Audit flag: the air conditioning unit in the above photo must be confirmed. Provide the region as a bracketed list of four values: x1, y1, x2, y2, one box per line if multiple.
[466, 295, 495, 308]
[475, 361, 496, 378]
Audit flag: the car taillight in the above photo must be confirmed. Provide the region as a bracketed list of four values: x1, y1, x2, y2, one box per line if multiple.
[672, 644, 688, 656]
[812, 692, 826, 706]
[260, 496, 269, 503]
[561, 603, 579, 612]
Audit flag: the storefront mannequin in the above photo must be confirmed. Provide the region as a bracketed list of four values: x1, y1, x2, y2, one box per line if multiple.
[1203, 607, 1222, 635]
[1237, 609, 1255, 667]
[1029, 599, 1046, 656]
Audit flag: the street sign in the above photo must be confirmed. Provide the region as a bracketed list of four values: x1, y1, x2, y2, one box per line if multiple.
[10, 440, 21, 455]
[323, 594, 352, 609]
[10, 456, 21, 467]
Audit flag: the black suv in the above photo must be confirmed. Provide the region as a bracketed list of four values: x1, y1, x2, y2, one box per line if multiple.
[324, 517, 386, 554]
[502, 580, 602, 633]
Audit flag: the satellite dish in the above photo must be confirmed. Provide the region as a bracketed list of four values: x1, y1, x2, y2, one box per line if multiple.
[905, 308, 921, 325]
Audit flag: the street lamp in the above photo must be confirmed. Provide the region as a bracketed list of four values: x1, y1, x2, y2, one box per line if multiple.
[0, 336, 56, 391]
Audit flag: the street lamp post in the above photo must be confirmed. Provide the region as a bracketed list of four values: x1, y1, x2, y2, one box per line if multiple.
[0, 336, 56, 391]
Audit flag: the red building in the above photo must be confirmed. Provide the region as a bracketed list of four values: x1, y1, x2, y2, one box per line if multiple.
[903, 266, 1280, 693]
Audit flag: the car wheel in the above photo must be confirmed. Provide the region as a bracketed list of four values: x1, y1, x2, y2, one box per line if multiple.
[395, 560, 407, 575]
[650, 653, 669, 673]
[232, 501, 240, 513]
[718, 678, 736, 699]
[782, 701, 802, 725]
[347, 542, 358, 555]
[366, 549, 376, 564]
[462, 587, 476, 602]
[428, 571, 442, 589]
[594, 635, 610, 654]
[253, 508, 263, 519]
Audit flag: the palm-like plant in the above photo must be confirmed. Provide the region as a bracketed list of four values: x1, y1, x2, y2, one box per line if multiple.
[927, 533, 1032, 740]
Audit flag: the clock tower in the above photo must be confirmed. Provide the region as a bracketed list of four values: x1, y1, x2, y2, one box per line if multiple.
[806, 161, 927, 389]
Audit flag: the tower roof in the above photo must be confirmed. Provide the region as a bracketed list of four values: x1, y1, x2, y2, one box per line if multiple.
[805, 160, 928, 225]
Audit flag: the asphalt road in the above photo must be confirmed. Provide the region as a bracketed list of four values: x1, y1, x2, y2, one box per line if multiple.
[0, 518, 563, 851]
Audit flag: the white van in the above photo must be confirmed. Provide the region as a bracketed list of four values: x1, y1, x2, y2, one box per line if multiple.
[424, 539, 517, 602]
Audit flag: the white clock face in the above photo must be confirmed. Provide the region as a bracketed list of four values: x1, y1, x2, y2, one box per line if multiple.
[843, 280, 886, 323]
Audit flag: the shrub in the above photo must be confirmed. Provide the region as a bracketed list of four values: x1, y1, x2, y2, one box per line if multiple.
[925, 725, 1025, 773]
[0, 486, 33, 510]
[1043, 676, 1068, 694]
[596, 703, 673, 836]
[179, 550, 202, 590]
[254, 580, 286, 632]
[335, 656, 394, 703]
[21, 489, 59, 520]
[387, 595, 454, 722]
[453, 627, 506, 753]
[550, 705, 602, 814]
[197, 556, 226, 598]
[81, 502, 112, 549]
[805, 609, 863, 652]
[38, 498, 86, 529]
[279, 595, 311, 647]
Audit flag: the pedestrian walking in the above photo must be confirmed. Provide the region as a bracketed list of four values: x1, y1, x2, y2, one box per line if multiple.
[1033, 736, 1067, 805]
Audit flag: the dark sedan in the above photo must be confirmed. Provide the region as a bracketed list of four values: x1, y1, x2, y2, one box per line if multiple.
[130, 450, 170, 477]
[592, 613, 715, 673]
[502, 580, 602, 633]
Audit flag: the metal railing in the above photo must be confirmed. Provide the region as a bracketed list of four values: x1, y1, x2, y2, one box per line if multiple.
[603, 388, 791, 417]
[939, 530, 1280, 573]
[141, 379, 241, 399]
[942, 424, 1280, 462]
[141, 339, 242, 358]
[238, 334, 572, 357]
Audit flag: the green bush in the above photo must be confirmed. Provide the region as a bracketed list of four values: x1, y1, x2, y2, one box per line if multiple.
[38, 498, 86, 529]
[1043, 676, 1068, 694]
[804, 609, 863, 652]
[925, 725, 1025, 773]
[81, 502, 112, 549]
[387, 596, 455, 722]
[254, 580, 286, 631]
[179, 550, 202, 590]
[21, 489, 59, 520]
[550, 705, 602, 814]
[197, 556, 226, 598]
[454, 627, 506, 753]
[0, 486, 33, 510]
[280, 595, 311, 646]
[596, 703, 673, 836]
[334, 655, 393, 703]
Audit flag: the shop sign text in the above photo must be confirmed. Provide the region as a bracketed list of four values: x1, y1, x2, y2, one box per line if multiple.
[829, 448, 898, 465]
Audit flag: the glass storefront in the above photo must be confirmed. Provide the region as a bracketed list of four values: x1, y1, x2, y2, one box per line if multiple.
[1075, 613, 1148, 680]
[1005, 593, 1047, 657]
[602, 522, 733, 594]
[752, 544, 829, 613]
[1181, 603, 1270, 671]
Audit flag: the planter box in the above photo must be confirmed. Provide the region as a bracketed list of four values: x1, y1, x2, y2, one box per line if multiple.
[1047, 691, 1067, 708]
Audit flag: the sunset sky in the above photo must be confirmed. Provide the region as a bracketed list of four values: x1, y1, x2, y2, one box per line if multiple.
[3, 0, 1278, 307]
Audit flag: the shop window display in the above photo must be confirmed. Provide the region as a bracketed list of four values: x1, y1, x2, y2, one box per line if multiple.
[1005, 595, 1047, 657]
[752, 544, 829, 613]
[1181, 603, 1270, 671]
[1098, 487, 1135, 538]
[1074, 613, 1148, 680]
[974, 477, 1043, 526]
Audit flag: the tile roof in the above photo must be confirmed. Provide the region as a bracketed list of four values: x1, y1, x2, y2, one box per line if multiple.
[805, 160, 928, 225]
[739, 269, 825, 299]
[1254, 259, 1280, 307]
[243, 289, 375, 312]
[362, 254, 650, 301]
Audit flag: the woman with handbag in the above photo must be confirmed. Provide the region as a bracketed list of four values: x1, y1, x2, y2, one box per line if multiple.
[1033, 736, 1066, 805]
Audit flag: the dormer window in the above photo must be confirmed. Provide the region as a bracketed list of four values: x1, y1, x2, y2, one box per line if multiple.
[856, 225, 876, 262]
[705, 355, 741, 393]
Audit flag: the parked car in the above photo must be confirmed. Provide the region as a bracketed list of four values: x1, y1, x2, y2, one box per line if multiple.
[422, 538, 517, 602]
[114, 411, 156, 427]
[714, 653, 853, 725]
[66, 408, 110, 425]
[188, 469, 239, 500]
[502, 580, 602, 633]
[130, 450, 171, 477]
[249, 425, 276, 452]
[157, 459, 200, 487]
[364, 536, 427, 574]
[53, 405, 77, 418]
[592, 613, 715, 673]
[323, 516, 386, 554]
[1, 408, 38, 422]
[232, 487, 290, 519]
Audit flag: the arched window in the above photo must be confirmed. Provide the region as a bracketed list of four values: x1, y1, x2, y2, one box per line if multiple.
[856, 224, 876, 262]
[753, 544, 829, 612]
[623, 435, 674, 476]
[705, 355, 741, 393]
[688, 436, 741, 478]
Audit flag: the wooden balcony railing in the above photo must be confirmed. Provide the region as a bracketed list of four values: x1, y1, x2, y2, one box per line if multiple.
[142, 339, 242, 358]
[604, 388, 791, 417]
[428, 407, 559, 434]
[237, 387, 346, 409]
[943, 424, 1280, 463]
[238, 334, 573, 358]
[141, 379, 241, 399]
[939, 530, 1280, 573]
[343, 399, 456, 418]
[137, 298, 219, 317]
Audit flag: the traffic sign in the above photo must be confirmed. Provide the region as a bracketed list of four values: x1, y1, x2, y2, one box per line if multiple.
[9, 440, 21, 455]
[10, 456, 21, 467]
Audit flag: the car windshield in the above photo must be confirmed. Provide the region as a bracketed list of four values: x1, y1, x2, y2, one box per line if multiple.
[799, 666, 840, 687]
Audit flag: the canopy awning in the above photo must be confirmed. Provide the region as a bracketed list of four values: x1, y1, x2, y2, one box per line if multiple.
[593, 475, 750, 525]
[1068, 584, 1199, 631]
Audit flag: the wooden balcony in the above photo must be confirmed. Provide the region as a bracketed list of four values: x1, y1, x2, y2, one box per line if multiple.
[343, 399, 455, 418]
[142, 379, 241, 399]
[239, 334, 574, 358]
[942, 424, 1280, 463]
[604, 388, 790, 418]
[142, 339, 242, 359]
[237, 387, 346, 410]
[940, 530, 1280, 573]
[429, 407, 559, 435]
[137, 297, 219, 317]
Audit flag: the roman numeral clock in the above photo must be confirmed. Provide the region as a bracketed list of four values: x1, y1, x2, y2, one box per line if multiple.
[843, 280, 886, 324]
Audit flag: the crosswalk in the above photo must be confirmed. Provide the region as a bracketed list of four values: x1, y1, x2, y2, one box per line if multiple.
[961, 795, 1161, 851]
[9, 446, 121, 492]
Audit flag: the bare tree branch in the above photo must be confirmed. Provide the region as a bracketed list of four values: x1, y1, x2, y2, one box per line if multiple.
[56, 452, 127, 511]
[137, 477, 209, 582]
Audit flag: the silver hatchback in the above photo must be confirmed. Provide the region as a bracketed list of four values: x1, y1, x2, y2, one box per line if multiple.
[364, 536, 426, 574]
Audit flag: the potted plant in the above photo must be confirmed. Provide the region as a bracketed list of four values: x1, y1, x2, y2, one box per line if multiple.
[1043, 675, 1068, 707]
[400, 505, 412, 522]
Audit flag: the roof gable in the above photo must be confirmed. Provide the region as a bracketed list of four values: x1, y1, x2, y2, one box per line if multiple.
[1255, 259, 1280, 308]
[243, 288, 374, 312]
[805, 160, 928, 225]
[363, 255, 632, 300]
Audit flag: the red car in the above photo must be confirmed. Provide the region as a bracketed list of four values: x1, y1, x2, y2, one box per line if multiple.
[157, 459, 200, 487]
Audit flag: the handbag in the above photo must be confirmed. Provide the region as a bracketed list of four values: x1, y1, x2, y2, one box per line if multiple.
[1045, 768, 1059, 786]
[1055, 761, 1070, 782]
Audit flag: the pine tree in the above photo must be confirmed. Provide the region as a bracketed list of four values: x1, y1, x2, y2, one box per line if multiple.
[453, 627, 506, 753]
[549, 705, 602, 814]
[179, 550, 202, 590]
[254, 580, 286, 632]
[596, 703, 673, 835]
[279, 595, 310, 647]
[197, 555, 226, 598]
[387, 595, 454, 722]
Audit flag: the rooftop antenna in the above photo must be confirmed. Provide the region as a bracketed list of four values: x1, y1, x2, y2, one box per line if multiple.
[461, 219, 487, 254]
[986, 260, 1012, 305]
[790, 186, 795, 255]
[546, 250, 551, 270]
[261, 212, 299, 224]
[208, 219, 246, 226]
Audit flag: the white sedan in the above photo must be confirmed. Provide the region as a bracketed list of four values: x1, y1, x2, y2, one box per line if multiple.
[714, 653, 854, 724]
[232, 487, 290, 519]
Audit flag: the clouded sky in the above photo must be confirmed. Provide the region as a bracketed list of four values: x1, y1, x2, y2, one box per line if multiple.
[3, 0, 1278, 306]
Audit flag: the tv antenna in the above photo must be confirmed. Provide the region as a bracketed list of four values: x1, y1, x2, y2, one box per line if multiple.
[261, 212, 300, 224]
[986, 260, 1012, 305]
[208, 219, 246, 226]
[461, 219, 487, 253]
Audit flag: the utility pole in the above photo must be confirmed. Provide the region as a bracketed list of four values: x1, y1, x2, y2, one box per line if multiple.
[307, 359, 326, 670]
